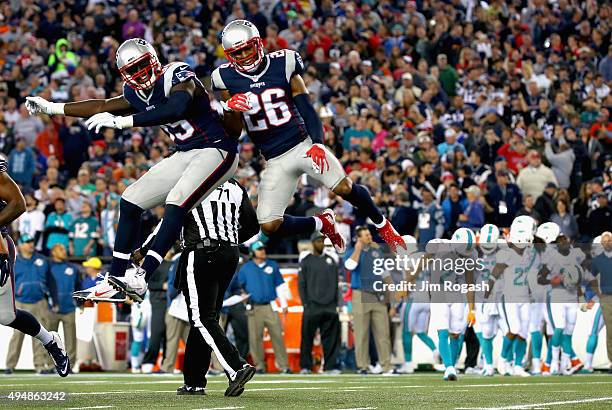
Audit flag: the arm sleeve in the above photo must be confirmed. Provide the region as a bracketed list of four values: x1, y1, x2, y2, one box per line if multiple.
[131, 91, 192, 127]
[294, 93, 324, 144]
[272, 263, 285, 287]
[238, 186, 260, 243]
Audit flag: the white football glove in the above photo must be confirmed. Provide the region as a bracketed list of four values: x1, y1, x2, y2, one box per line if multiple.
[25, 96, 65, 116]
[85, 112, 133, 133]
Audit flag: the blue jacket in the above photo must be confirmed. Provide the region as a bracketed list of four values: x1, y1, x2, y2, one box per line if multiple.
[591, 253, 612, 295]
[47, 261, 80, 314]
[14, 253, 49, 304]
[236, 260, 284, 304]
[8, 147, 35, 187]
[442, 197, 468, 232]
[458, 200, 485, 229]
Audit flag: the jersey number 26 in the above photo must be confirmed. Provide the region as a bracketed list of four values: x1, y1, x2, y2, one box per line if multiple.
[243, 88, 292, 132]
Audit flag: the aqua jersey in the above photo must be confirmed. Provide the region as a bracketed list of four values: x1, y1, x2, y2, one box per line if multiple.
[69, 216, 99, 257]
[497, 245, 540, 303]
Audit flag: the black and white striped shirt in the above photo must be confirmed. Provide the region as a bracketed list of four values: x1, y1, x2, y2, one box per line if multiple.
[142, 179, 259, 250]
[184, 179, 252, 245]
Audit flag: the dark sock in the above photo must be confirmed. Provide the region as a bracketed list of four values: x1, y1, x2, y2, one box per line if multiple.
[342, 184, 384, 225]
[141, 204, 187, 281]
[110, 199, 144, 276]
[274, 215, 316, 237]
[9, 309, 41, 337]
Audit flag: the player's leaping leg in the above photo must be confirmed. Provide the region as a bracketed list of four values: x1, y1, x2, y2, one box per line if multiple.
[0, 169, 69, 377]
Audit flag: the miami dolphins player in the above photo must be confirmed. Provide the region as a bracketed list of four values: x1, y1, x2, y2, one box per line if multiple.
[475, 224, 502, 376]
[26, 38, 238, 302]
[487, 216, 539, 377]
[537, 234, 586, 375]
[211, 20, 406, 254]
[397, 235, 440, 374]
[427, 229, 477, 381]
[528, 222, 560, 375]
[583, 233, 608, 372]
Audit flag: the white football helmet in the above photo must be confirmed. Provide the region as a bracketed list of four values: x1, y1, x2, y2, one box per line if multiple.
[116, 38, 161, 90]
[451, 228, 477, 255]
[509, 215, 536, 248]
[425, 238, 450, 255]
[511, 215, 537, 235]
[222, 20, 265, 72]
[479, 224, 500, 254]
[536, 222, 560, 244]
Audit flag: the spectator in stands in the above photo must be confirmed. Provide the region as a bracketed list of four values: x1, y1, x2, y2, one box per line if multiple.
[458, 185, 485, 230]
[535, 182, 558, 222]
[69, 202, 99, 257]
[588, 193, 612, 238]
[344, 226, 394, 375]
[517, 194, 542, 224]
[80, 257, 102, 290]
[5, 235, 51, 374]
[516, 150, 558, 199]
[298, 232, 341, 374]
[8, 138, 35, 188]
[235, 242, 290, 374]
[545, 141, 575, 191]
[18, 194, 46, 251]
[416, 188, 444, 245]
[487, 170, 522, 228]
[442, 183, 467, 236]
[47, 243, 78, 368]
[551, 199, 579, 240]
[44, 198, 73, 253]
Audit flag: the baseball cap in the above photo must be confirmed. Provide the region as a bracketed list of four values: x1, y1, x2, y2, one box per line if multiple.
[513, 128, 526, 138]
[545, 182, 558, 189]
[442, 171, 455, 181]
[250, 241, 266, 252]
[388, 140, 400, 149]
[494, 155, 507, 163]
[82, 257, 102, 270]
[444, 128, 456, 138]
[362, 60, 373, 67]
[18, 234, 34, 244]
[402, 72, 413, 81]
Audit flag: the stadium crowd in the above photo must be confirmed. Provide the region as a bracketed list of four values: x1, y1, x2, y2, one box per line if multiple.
[0, 0, 611, 375]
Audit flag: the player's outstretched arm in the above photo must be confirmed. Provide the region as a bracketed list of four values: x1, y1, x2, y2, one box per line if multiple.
[85, 81, 195, 133]
[0, 172, 26, 227]
[25, 95, 132, 118]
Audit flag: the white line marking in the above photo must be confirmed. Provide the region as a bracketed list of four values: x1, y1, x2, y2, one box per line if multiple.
[455, 396, 612, 410]
[193, 407, 245, 410]
[332, 408, 377, 410]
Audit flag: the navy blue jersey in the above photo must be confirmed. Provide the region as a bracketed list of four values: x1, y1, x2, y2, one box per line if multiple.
[0, 158, 9, 235]
[211, 49, 309, 160]
[124, 62, 236, 153]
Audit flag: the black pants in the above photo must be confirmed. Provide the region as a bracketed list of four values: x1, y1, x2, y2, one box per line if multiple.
[178, 245, 247, 388]
[225, 303, 249, 358]
[464, 325, 480, 369]
[142, 295, 167, 365]
[299, 305, 340, 371]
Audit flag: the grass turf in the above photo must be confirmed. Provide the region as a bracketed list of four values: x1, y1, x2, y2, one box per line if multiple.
[0, 372, 610, 409]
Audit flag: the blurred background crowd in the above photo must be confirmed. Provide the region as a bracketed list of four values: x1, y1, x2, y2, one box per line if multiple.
[0, 0, 612, 374]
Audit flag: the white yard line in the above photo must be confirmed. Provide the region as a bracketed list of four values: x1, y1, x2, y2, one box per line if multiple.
[455, 396, 612, 410]
[192, 407, 245, 410]
[331, 407, 377, 410]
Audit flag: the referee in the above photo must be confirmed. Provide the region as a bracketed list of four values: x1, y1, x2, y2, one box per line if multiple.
[139, 179, 259, 396]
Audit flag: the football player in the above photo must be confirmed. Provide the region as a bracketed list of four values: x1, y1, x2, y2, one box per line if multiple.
[211, 20, 406, 254]
[537, 234, 585, 375]
[427, 229, 477, 381]
[0, 158, 69, 376]
[583, 233, 607, 372]
[528, 222, 560, 375]
[487, 216, 539, 377]
[26, 38, 238, 302]
[398, 235, 439, 374]
[475, 224, 502, 376]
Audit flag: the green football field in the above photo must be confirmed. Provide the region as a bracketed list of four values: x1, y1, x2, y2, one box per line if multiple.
[0, 372, 611, 409]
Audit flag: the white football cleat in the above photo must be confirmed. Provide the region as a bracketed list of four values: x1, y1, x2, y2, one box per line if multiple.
[443, 366, 458, 381]
[107, 267, 148, 302]
[464, 366, 480, 375]
[73, 274, 128, 303]
[481, 364, 494, 377]
[397, 362, 414, 374]
[513, 366, 531, 377]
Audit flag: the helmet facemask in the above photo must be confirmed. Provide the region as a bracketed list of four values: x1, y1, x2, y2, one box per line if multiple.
[119, 52, 161, 91]
[224, 37, 264, 73]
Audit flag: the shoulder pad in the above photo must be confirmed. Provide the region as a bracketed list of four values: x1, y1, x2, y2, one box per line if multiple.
[163, 62, 196, 96]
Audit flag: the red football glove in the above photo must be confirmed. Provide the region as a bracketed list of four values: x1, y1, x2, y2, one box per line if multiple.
[305, 143, 329, 174]
[550, 275, 563, 286]
[225, 93, 251, 112]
